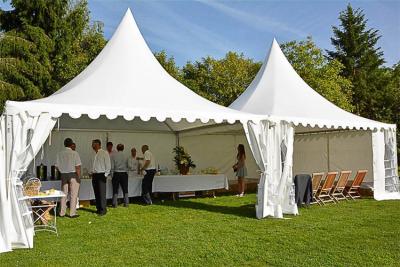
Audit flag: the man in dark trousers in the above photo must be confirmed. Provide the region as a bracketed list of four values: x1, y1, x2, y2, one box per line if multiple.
[111, 144, 129, 207]
[91, 139, 111, 216]
[140, 145, 156, 205]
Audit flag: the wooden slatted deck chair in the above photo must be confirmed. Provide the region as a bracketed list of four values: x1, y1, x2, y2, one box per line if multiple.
[346, 170, 368, 200]
[331, 171, 352, 202]
[317, 172, 338, 205]
[311, 172, 324, 205]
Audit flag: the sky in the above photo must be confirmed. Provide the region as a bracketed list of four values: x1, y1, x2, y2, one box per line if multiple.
[1, 0, 399, 66]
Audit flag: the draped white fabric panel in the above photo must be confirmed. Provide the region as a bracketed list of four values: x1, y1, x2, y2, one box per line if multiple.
[243, 120, 270, 218]
[0, 116, 11, 253]
[243, 120, 297, 219]
[279, 123, 298, 215]
[372, 131, 387, 199]
[0, 113, 56, 253]
[383, 129, 399, 194]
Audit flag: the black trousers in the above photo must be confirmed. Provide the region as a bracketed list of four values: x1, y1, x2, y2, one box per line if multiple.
[92, 173, 107, 214]
[142, 169, 156, 203]
[112, 172, 128, 194]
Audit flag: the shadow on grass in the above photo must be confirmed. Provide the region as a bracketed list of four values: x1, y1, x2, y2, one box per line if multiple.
[156, 200, 256, 219]
[79, 207, 98, 214]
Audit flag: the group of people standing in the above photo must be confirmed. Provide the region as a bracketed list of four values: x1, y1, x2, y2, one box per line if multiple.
[55, 138, 157, 217]
[55, 138, 248, 217]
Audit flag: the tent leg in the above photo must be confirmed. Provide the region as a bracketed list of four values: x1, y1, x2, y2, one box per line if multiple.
[327, 135, 330, 171]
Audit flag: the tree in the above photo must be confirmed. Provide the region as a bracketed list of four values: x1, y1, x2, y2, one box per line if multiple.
[0, 24, 55, 109]
[154, 50, 182, 81]
[182, 52, 261, 106]
[281, 37, 354, 111]
[328, 4, 385, 118]
[0, 0, 106, 110]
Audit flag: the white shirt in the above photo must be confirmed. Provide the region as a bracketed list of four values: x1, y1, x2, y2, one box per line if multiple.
[92, 149, 111, 176]
[56, 147, 81, 173]
[128, 156, 140, 176]
[111, 151, 128, 173]
[144, 150, 156, 170]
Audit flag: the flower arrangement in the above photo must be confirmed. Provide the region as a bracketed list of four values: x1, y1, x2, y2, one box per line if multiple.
[173, 146, 196, 175]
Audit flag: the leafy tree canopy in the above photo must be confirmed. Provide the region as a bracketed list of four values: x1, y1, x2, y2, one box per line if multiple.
[281, 37, 354, 111]
[0, 0, 106, 110]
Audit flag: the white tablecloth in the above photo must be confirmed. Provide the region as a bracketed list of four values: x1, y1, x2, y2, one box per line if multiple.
[40, 174, 229, 200]
[152, 174, 229, 192]
[40, 177, 142, 200]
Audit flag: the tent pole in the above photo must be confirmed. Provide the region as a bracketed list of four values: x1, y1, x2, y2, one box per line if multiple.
[4, 115, 9, 198]
[163, 121, 180, 147]
[4, 114, 13, 199]
[327, 135, 330, 171]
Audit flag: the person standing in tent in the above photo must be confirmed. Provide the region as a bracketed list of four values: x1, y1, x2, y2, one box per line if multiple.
[140, 145, 156, 205]
[111, 144, 129, 208]
[106, 141, 116, 156]
[56, 138, 81, 218]
[91, 139, 111, 216]
[128, 147, 140, 177]
[233, 144, 247, 197]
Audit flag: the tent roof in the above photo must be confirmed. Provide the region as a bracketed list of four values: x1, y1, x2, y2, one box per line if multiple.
[229, 39, 395, 131]
[5, 9, 259, 130]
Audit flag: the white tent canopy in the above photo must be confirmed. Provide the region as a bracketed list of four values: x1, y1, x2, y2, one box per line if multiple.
[230, 39, 395, 131]
[0, 9, 272, 253]
[5, 9, 255, 127]
[230, 39, 399, 218]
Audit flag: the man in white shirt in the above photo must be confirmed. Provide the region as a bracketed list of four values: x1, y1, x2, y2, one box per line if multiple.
[140, 145, 156, 205]
[111, 144, 129, 208]
[106, 141, 116, 156]
[91, 139, 111, 216]
[56, 138, 81, 218]
[128, 147, 140, 177]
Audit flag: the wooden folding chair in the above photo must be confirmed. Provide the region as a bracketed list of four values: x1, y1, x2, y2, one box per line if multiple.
[317, 172, 338, 205]
[311, 172, 324, 205]
[331, 171, 352, 202]
[346, 170, 368, 200]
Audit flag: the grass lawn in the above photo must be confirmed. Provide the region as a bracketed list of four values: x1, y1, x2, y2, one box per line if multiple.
[1, 194, 399, 266]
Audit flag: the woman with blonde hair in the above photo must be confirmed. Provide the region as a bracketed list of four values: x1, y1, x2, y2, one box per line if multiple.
[233, 144, 247, 197]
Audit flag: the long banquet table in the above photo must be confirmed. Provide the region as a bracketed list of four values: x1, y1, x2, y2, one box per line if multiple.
[40, 174, 229, 200]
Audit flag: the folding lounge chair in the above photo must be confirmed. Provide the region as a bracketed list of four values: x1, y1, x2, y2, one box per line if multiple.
[317, 172, 338, 205]
[346, 170, 368, 200]
[311, 172, 324, 205]
[331, 171, 352, 202]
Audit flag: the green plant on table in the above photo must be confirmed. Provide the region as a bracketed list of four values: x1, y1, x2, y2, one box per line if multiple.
[173, 146, 196, 169]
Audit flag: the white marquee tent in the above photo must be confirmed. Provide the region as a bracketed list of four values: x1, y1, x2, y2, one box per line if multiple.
[230, 39, 399, 218]
[0, 9, 293, 254]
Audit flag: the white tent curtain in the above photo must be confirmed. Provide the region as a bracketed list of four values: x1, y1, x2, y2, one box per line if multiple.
[372, 130, 392, 200]
[279, 122, 298, 215]
[0, 115, 10, 252]
[243, 120, 297, 219]
[0, 112, 57, 253]
[243, 120, 271, 218]
[384, 129, 399, 193]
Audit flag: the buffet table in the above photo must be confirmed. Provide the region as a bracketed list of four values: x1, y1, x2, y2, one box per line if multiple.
[40, 174, 229, 200]
[152, 174, 229, 192]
